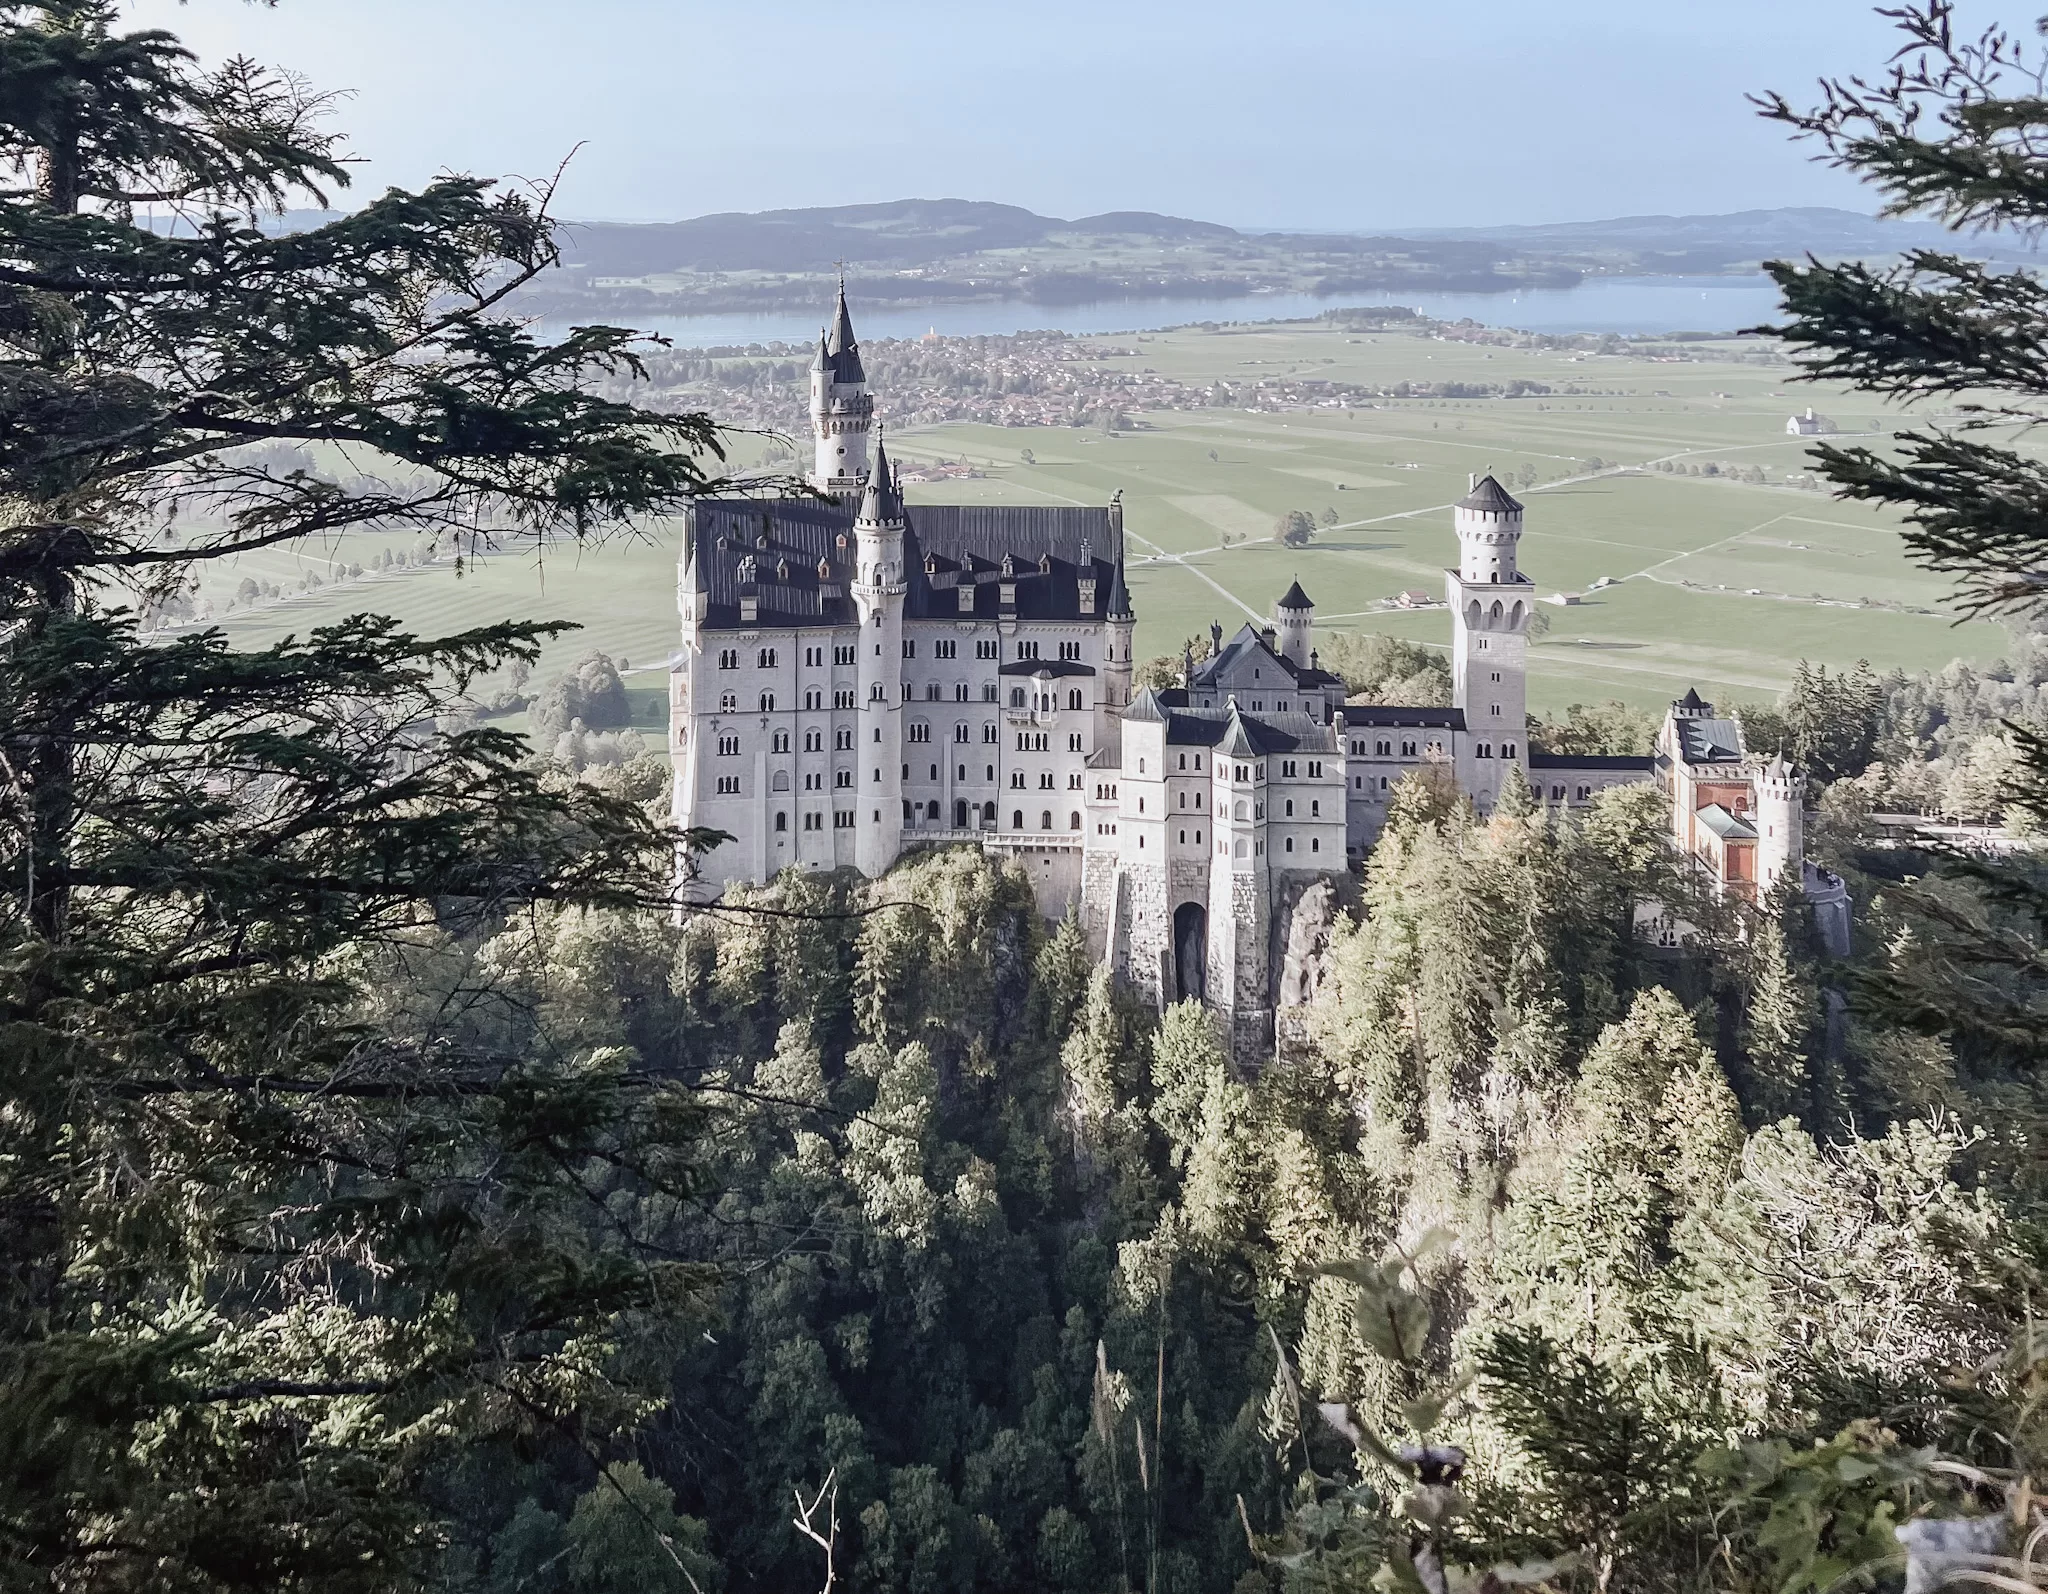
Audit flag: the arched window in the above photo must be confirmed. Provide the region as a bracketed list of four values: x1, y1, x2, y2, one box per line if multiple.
[719, 692, 737, 713]
[772, 771, 790, 791]
[1040, 810, 1052, 830]
[759, 691, 776, 712]
[1234, 800, 1248, 820]
[983, 802, 997, 825]
[1012, 809, 1024, 830]
[1066, 688, 1082, 710]
[926, 801, 941, 821]
[1284, 799, 1294, 817]
[954, 799, 969, 827]
[1069, 810, 1081, 830]
[1009, 687, 1026, 708]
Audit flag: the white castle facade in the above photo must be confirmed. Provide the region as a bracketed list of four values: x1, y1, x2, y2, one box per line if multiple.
[670, 294, 1833, 1052]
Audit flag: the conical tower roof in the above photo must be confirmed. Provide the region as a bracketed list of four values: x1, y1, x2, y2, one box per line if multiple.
[824, 281, 864, 384]
[1456, 474, 1523, 514]
[858, 434, 902, 524]
[1277, 578, 1314, 611]
[1106, 558, 1133, 619]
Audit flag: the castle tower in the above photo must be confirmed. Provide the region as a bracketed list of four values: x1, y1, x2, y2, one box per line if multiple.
[1447, 475, 1531, 812]
[809, 283, 874, 495]
[1754, 752, 1803, 898]
[852, 436, 906, 877]
[1207, 706, 1272, 1058]
[1275, 579, 1314, 669]
[1115, 689, 1173, 1008]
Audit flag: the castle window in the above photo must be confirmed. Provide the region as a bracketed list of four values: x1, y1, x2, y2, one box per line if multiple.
[903, 639, 916, 658]
[760, 692, 775, 712]
[775, 811, 787, 832]
[909, 722, 930, 744]
[716, 735, 740, 757]
[1284, 799, 1294, 817]
[1067, 688, 1082, 710]
[1040, 773, 1054, 790]
[758, 647, 777, 668]
[869, 684, 884, 702]
[1069, 773, 1082, 789]
[955, 683, 969, 701]
[718, 649, 738, 670]
[935, 640, 957, 660]
[1137, 797, 1145, 813]
[772, 732, 790, 755]
[835, 728, 853, 750]
[1308, 761, 1321, 778]
[1400, 741, 1415, 757]
[1490, 671, 1500, 683]
[1477, 743, 1491, 759]
[983, 802, 997, 825]
[1011, 772, 1025, 789]
[1196, 831, 1203, 845]
[1010, 687, 1026, 708]
[1069, 733, 1083, 752]
[805, 730, 822, 752]
[804, 689, 822, 710]
[982, 683, 998, 702]
[1502, 743, 1517, 760]
[1311, 837, 1320, 853]
[835, 770, 852, 788]
[1311, 800, 1320, 817]
[1551, 785, 1565, 800]
[805, 646, 822, 667]
[954, 723, 969, 744]
[715, 776, 740, 795]
[983, 723, 997, 743]
[1179, 829, 1186, 845]
[834, 644, 855, 666]
[1576, 786, 1591, 801]
[835, 689, 854, 709]
[720, 693, 737, 713]
[976, 640, 998, 660]
[1013, 809, 1024, 830]
[1379, 776, 1389, 791]
[1061, 641, 1082, 661]
[955, 800, 969, 827]
[1285, 838, 1294, 853]
[1017, 641, 1039, 660]
[925, 683, 940, 700]
[1282, 760, 1296, 778]
[1194, 755, 1203, 771]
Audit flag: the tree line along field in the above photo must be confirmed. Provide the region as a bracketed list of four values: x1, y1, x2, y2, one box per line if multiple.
[189, 316, 2013, 732]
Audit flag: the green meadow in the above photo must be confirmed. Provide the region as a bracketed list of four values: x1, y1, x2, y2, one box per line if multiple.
[192, 317, 2011, 731]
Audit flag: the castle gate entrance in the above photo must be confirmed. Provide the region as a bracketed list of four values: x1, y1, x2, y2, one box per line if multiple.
[1173, 902, 1207, 1003]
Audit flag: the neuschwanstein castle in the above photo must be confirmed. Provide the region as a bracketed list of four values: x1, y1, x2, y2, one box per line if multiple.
[671, 292, 1838, 1051]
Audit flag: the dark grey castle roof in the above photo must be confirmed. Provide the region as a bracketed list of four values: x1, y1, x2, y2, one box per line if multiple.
[1142, 690, 1337, 754]
[1277, 579, 1314, 611]
[1456, 475, 1523, 514]
[687, 497, 1125, 630]
[1528, 753, 1656, 772]
[1673, 716, 1746, 765]
[1191, 622, 1343, 693]
[1339, 705, 1466, 729]
[859, 436, 903, 523]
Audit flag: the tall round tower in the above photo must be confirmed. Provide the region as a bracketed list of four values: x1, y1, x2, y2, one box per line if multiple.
[852, 436, 906, 877]
[809, 283, 873, 496]
[1275, 579, 1314, 669]
[1754, 752, 1803, 899]
[1454, 473, 1523, 583]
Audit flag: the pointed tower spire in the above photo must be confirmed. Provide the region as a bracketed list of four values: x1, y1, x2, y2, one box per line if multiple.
[859, 431, 902, 524]
[825, 278, 864, 383]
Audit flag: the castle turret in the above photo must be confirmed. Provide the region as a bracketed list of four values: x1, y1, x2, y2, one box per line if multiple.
[1447, 475, 1531, 813]
[852, 435, 906, 877]
[1207, 706, 1272, 1058]
[1755, 751, 1802, 898]
[809, 282, 874, 495]
[1275, 579, 1314, 670]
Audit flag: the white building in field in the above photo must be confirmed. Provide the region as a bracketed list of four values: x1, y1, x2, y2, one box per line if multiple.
[671, 294, 1829, 1057]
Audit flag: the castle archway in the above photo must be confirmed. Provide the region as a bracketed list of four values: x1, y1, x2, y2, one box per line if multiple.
[1173, 902, 1208, 1003]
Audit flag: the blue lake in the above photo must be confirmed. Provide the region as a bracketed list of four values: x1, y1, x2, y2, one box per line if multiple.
[552, 274, 1790, 349]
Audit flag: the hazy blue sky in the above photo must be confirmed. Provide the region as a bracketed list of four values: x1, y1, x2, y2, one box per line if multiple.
[128, 0, 1935, 229]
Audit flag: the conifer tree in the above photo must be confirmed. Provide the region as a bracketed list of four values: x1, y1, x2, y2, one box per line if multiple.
[0, 5, 736, 1583]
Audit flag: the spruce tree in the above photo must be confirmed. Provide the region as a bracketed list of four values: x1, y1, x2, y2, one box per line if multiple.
[0, 5, 734, 1584]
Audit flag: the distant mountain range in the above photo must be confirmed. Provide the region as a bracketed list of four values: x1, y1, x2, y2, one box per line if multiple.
[221, 199, 2022, 319]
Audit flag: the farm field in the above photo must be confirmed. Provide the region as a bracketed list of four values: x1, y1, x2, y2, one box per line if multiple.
[190, 316, 2013, 731]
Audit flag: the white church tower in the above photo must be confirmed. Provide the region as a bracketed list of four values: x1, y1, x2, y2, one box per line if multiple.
[1448, 475, 1532, 811]
[809, 282, 874, 496]
[852, 436, 907, 876]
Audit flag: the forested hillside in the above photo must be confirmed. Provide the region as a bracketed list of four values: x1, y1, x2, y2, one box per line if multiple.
[426, 768, 2039, 1594]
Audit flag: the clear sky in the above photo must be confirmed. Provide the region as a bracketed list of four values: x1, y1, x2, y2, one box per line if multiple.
[126, 0, 1934, 230]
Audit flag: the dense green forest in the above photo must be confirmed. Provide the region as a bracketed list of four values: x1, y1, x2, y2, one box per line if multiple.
[1, 2, 2046, 1592]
